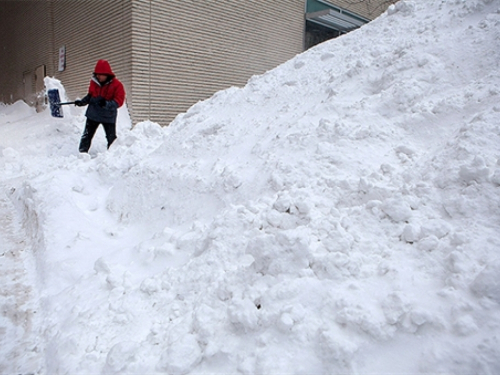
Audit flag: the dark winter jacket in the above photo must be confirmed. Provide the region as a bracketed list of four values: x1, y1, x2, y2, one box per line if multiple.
[80, 60, 126, 123]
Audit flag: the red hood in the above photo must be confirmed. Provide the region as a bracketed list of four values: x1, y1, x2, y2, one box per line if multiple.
[93, 59, 115, 77]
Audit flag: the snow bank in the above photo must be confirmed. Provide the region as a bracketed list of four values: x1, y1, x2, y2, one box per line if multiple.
[1, 0, 500, 374]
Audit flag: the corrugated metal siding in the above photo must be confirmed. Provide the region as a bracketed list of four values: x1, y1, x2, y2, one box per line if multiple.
[325, 0, 397, 20]
[50, 0, 132, 105]
[130, 0, 152, 125]
[0, 0, 52, 104]
[132, 0, 305, 126]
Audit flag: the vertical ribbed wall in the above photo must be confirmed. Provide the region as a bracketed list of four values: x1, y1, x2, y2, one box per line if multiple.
[50, 0, 132, 103]
[130, 0, 152, 125]
[131, 0, 305, 126]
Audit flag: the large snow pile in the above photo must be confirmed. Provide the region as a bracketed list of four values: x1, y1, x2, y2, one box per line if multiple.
[1, 0, 500, 374]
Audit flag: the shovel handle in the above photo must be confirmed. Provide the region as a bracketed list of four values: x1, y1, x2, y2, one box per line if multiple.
[54, 101, 76, 106]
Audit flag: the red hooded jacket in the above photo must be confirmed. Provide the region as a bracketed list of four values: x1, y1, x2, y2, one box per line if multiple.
[83, 59, 126, 123]
[88, 59, 125, 107]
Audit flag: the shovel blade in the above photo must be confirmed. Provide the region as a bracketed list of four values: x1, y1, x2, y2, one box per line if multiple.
[47, 88, 63, 118]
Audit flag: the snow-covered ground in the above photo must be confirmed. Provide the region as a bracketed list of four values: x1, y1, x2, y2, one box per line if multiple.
[1, 0, 500, 374]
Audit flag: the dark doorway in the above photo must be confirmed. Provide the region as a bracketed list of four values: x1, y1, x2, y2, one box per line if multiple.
[305, 20, 342, 50]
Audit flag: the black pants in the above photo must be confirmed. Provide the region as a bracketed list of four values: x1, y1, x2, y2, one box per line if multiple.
[79, 119, 117, 153]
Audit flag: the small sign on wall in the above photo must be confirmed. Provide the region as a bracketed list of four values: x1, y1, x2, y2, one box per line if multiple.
[58, 46, 66, 72]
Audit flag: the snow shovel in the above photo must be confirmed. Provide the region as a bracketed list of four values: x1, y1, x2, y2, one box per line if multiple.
[47, 88, 75, 118]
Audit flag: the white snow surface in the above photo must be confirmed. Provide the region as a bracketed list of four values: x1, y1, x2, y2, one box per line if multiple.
[1, 0, 500, 374]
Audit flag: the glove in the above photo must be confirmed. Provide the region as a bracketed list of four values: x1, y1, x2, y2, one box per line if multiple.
[74, 100, 85, 107]
[97, 97, 106, 107]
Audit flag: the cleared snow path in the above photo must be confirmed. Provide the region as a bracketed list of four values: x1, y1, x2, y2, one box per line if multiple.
[0, 181, 45, 375]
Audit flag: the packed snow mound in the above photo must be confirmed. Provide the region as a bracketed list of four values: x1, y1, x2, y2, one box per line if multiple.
[0, 100, 36, 125]
[1, 0, 500, 374]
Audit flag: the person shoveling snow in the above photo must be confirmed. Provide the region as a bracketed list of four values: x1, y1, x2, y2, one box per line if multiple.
[74, 59, 126, 153]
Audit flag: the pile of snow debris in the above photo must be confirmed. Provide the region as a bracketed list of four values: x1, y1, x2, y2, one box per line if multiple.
[1, 0, 500, 374]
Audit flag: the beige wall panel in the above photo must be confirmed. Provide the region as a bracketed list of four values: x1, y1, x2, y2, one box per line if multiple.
[50, 0, 133, 108]
[132, 0, 305, 126]
[129, 0, 152, 123]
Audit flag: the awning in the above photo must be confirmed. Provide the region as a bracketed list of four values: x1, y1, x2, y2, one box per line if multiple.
[305, 0, 369, 33]
[306, 8, 368, 32]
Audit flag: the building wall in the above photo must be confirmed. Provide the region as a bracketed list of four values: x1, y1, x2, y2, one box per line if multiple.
[0, 0, 396, 126]
[131, 0, 305, 126]
[0, 0, 132, 110]
[0, 1, 52, 104]
[50, 0, 132, 107]
[0, 0, 305, 126]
